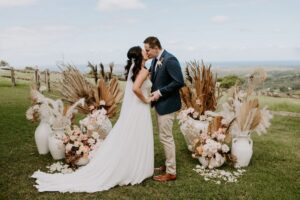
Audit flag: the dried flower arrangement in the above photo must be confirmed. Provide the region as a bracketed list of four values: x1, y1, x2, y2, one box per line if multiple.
[59, 64, 123, 118]
[63, 125, 101, 167]
[180, 60, 217, 115]
[220, 68, 273, 137]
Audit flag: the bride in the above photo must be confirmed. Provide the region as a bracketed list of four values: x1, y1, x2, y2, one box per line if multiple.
[31, 46, 155, 193]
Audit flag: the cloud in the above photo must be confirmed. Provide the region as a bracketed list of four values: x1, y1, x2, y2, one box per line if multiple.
[0, 25, 76, 56]
[295, 48, 300, 54]
[272, 28, 282, 33]
[165, 40, 181, 46]
[211, 15, 230, 24]
[99, 16, 140, 30]
[186, 45, 197, 51]
[0, 0, 37, 7]
[238, 28, 254, 33]
[97, 0, 145, 11]
[256, 0, 272, 3]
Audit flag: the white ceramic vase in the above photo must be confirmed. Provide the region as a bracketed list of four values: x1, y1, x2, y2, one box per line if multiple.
[180, 117, 209, 151]
[198, 157, 209, 168]
[198, 155, 225, 169]
[231, 135, 253, 168]
[48, 127, 66, 160]
[34, 120, 51, 154]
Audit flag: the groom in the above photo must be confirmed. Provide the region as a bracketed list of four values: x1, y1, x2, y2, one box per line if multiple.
[144, 36, 184, 182]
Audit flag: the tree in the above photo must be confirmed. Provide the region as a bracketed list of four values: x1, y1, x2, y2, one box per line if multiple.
[0, 60, 9, 67]
[217, 75, 244, 89]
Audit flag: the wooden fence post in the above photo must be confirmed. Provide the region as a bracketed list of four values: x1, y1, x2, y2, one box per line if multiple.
[10, 67, 16, 87]
[45, 69, 51, 92]
[34, 69, 40, 90]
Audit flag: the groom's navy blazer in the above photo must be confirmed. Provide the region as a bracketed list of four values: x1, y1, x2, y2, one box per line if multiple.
[149, 50, 184, 115]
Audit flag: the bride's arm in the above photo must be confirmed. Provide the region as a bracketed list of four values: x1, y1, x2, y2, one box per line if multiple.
[133, 68, 151, 104]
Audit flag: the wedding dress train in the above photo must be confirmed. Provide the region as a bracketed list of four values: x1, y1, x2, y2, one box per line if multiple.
[31, 65, 154, 193]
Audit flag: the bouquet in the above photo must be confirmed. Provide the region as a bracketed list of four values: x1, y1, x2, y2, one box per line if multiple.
[26, 104, 40, 122]
[63, 125, 100, 167]
[191, 115, 235, 169]
[79, 105, 112, 140]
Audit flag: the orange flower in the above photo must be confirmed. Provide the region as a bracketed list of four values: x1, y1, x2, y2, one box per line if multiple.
[196, 146, 203, 155]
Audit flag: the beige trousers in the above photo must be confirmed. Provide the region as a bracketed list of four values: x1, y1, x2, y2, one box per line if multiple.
[156, 111, 176, 175]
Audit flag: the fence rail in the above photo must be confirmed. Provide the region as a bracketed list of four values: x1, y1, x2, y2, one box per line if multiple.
[0, 67, 124, 91]
[0, 67, 52, 91]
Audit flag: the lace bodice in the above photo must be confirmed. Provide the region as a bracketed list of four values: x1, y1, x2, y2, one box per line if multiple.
[141, 78, 152, 97]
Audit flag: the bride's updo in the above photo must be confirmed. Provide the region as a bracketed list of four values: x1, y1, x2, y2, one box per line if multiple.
[124, 46, 143, 82]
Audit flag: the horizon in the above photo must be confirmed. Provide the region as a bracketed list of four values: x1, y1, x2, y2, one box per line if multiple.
[17, 59, 300, 73]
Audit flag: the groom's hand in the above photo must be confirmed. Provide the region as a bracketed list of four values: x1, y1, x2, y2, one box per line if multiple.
[149, 96, 156, 102]
[151, 90, 161, 101]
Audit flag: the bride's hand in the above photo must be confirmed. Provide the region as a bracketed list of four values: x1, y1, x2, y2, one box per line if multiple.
[145, 97, 151, 104]
[145, 96, 154, 104]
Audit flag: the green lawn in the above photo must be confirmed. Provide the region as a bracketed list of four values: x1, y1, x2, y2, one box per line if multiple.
[258, 96, 300, 113]
[0, 78, 299, 200]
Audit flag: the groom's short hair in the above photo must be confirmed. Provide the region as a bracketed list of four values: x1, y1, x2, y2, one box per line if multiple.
[144, 36, 162, 49]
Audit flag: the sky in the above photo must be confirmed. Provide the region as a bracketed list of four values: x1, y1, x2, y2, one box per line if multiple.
[0, 0, 300, 67]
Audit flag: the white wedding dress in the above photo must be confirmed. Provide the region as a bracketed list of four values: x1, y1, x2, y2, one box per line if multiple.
[31, 64, 154, 193]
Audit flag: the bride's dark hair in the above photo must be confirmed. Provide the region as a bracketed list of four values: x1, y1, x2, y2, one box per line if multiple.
[124, 46, 143, 82]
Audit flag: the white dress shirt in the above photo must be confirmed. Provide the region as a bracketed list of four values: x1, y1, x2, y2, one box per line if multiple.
[155, 49, 165, 72]
[154, 49, 165, 97]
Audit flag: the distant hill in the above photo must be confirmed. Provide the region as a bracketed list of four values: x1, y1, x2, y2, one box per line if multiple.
[14, 60, 300, 76]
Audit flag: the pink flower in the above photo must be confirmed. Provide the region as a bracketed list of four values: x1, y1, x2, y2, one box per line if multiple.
[217, 134, 226, 142]
[63, 136, 69, 143]
[200, 133, 208, 141]
[83, 146, 90, 153]
[81, 134, 88, 141]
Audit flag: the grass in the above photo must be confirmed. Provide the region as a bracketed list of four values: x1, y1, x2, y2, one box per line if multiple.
[217, 93, 300, 113]
[0, 77, 300, 200]
[258, 96, 300, 113]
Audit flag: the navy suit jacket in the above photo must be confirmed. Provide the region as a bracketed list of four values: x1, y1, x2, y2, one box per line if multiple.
[149, 50, 184, 115]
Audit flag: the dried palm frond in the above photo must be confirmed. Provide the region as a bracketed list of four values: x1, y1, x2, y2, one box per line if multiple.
[87, 62, 98, 84]
[181, 60, 217, 114]
[109, 77, 123, 103]
[59, 64, 123, 118]
[247, 68, 267, 97]
[215, 74, 223, 101]
[208, 116, 223, 134]
[224, 117, 236, 136]
[180, 86, 194, 108]
[236, 98, 261, 132]
[59, 64, 93, 113]
[184, 65, 193, 85]
[96, 79, 117, 118]
[109, 62, 114, 80]
[100, 63, 106, 81]
[254, 106, 273, 135]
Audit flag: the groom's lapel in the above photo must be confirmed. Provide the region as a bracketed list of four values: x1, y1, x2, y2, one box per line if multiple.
[153, 50, 167, 83]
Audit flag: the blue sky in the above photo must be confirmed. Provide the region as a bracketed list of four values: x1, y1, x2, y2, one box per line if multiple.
[0, 0, 299, 67]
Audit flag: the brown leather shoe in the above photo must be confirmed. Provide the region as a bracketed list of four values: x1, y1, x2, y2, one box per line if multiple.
[154, 165, 166, 172]
[153, 173, 177, 182]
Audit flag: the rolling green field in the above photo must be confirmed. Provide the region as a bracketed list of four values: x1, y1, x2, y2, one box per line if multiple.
[0, 78, 299, 200]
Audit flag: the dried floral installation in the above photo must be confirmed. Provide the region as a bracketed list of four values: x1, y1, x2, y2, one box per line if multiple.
[26, 85, 85, 128]
[59, 64, 123, 118]
[180, 60, 217, 115]
[221, 68, 273, 137]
